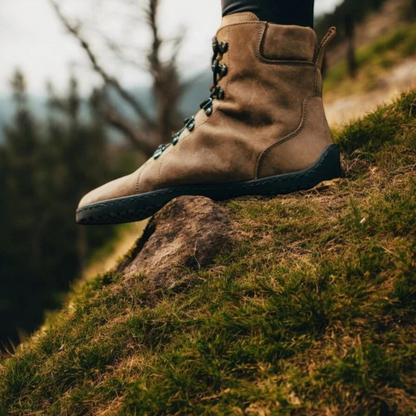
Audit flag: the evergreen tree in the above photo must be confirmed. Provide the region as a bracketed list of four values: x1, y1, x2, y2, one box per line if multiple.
[0, 71, 135, 349]
[0, 70, 45, 346]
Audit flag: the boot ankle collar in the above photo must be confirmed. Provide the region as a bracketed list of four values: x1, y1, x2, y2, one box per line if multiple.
[220, 12, 259, 28]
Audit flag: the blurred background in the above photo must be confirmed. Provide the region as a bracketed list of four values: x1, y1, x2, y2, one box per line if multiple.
[1, 0, 415, 352]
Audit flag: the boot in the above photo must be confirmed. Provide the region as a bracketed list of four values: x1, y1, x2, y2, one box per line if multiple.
[77, 13, 341, 225]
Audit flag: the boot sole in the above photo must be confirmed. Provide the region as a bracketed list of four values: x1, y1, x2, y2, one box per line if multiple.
[76, 144, 341, 225]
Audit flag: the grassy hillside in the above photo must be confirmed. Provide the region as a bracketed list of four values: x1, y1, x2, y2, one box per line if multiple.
[324, 22, 416, 98]
[1, 91, 416, 415]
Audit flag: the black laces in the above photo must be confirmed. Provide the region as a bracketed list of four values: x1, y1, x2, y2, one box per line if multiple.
[153, 37, 228, 159]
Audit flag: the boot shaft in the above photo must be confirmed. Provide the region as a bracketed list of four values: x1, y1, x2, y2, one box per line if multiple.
[214, 13, 330, 140]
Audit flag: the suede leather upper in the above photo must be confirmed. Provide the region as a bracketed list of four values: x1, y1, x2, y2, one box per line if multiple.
[78, 13, 336, 210]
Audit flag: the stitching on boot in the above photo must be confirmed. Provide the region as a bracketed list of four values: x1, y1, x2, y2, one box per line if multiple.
[216, 20, 261, 37]
[256, 24, 316, 67]
[78, 145, 336, 217]
[135, 169, 142, 194]
[235, 12, 258, 19]
[219, 22, 316, 66]
[255, 94, 321, 179]
[313, 67, 319, 94]
[157, 147, 167, 189]
[220, 12, 259, 25]
[314, 27, 337, 65]
[135, 160, 150, 194]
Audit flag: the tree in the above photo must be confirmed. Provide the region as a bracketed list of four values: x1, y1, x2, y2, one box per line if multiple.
[315, 0, 389, 40]
[50, 0, 187, 158]
[0, 71, 133, 349]
[0, 70, 47, 348]
[345, 15, 357, 79]
[371, 0, 383, 9]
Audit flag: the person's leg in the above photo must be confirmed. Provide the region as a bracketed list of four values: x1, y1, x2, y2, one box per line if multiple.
[221, 0, 315, 28]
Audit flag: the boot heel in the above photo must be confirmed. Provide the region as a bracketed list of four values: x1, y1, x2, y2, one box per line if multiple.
[314, 144, 342, 183]
[248, 144, 342, 196]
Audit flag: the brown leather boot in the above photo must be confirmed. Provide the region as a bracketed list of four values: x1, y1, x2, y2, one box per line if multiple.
[77, 13, 341, 225]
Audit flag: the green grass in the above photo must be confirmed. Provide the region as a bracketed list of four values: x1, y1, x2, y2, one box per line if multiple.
[1, 92, 416, 415]
[324, 23, 416, 96]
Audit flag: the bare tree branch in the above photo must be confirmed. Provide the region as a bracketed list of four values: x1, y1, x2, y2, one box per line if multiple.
[104, 104, 156, 157]
[144, 0, 183, 143]
[49, 0, 155, 130]
[50, 0, 189, 154]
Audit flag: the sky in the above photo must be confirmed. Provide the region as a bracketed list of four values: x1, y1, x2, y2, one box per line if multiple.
[0, 0, 343, 96]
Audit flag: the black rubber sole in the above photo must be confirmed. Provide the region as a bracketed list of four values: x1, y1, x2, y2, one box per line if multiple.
[76, 144, 341, 225]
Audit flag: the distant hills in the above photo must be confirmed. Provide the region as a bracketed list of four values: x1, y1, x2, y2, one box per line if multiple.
[0, 70, 213, 143]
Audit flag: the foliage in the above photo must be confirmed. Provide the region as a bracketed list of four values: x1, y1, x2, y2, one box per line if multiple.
[315, 0, 389, 40]
[0, 70, 136, 350]
[0, 91, 415, 415]
[324, 23, 416, 96]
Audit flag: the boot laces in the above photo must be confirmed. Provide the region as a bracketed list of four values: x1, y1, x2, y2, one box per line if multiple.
[153, 37, 228, 159]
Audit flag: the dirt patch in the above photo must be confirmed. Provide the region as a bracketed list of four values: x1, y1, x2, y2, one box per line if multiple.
[325, 57, 416, 126]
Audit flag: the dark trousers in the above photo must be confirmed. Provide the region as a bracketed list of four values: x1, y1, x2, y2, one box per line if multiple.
[221, 0, 315, 28]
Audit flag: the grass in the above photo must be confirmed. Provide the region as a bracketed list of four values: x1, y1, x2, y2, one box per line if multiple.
[324, 23, 416, 98]
[1, 91, 416, 415]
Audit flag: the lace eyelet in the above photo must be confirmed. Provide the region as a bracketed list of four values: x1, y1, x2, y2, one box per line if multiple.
[212, 61, 228, 77]
[153, 144, 170, 159]
[212, 86, 225, 100]
[200, 98, 213, 117]
[219, 41, 228, 53]
[200, 98, 213, 109]
[212, 37, 219, 53]
[156, 39, 228, 156]
[219, 64, 228, 77]
[184, 116, 196, 132]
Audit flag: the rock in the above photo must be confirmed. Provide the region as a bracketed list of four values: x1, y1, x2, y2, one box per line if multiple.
[116, 196, 234, 289]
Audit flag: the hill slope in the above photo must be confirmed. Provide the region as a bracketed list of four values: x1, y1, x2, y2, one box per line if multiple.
[1, 92, 416, 415]
[321, 0, 416, 125]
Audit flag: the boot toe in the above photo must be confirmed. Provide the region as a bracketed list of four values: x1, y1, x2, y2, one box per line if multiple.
[78, 173, 138, 210]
